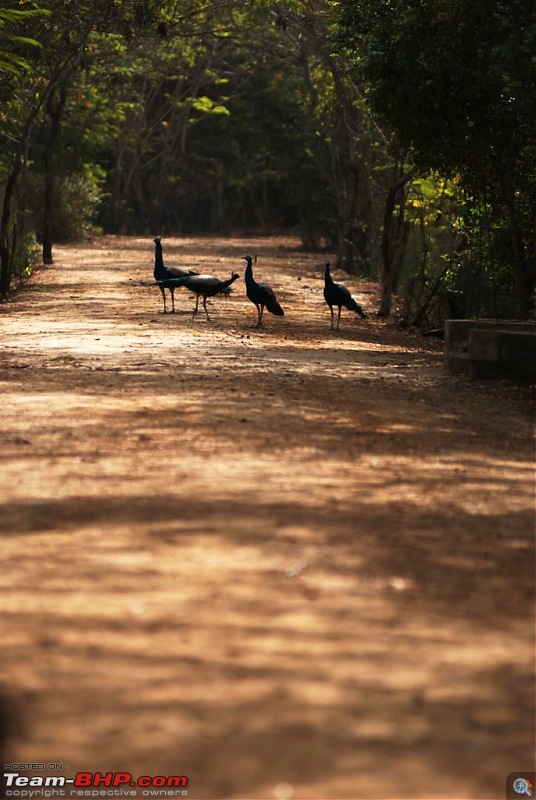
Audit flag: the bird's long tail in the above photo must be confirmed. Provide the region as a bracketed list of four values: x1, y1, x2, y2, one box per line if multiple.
[266, 297, 284, 316]
[350, 298, 367, 318]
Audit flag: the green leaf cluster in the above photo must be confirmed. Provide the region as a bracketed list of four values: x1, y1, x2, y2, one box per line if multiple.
[1, 0, 534, 317]
[336, 0, 536, 317]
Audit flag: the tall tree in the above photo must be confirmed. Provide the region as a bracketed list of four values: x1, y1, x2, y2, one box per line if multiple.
[0, 3, 50, 293]
[0, 0, 172, 291]
[336, 0, 536, 318]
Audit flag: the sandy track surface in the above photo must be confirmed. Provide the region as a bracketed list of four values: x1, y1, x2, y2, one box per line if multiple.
[0, 236, 534, 799]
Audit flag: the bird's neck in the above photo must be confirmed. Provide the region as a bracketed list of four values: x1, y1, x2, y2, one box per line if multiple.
[244, 261, 253, 285]
[325, 266, 333, 285]
[154, 244, 165, 277]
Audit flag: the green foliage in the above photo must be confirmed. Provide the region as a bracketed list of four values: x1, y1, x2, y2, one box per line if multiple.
[26, 169, 103, 241]
[0, 0, 169, 291]
[190, 96, 230, 117]
[13, 231, 39, 279]
[2, 0, 533, 317]
[91, 2, 357, 244]
[2, 0, 385, 276]
[337, 0, 535, 183]
[0, 6, 48, 76]
[336, 0, 536, 317]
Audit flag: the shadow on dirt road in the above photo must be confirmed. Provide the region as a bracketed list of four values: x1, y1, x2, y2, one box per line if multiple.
[0, 236, 534, 799]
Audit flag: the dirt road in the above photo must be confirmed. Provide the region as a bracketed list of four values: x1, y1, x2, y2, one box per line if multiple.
[0, 236, 534, 800]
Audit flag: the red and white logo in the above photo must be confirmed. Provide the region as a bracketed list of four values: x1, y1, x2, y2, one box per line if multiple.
[4, 770, 189, 797]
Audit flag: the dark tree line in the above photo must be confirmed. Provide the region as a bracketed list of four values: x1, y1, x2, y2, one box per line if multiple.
[1, 0, 534, 321]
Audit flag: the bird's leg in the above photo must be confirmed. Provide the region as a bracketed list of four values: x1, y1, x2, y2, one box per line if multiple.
[203, 296, 211, 322]
[254, 305, 262, 328]
[170, 288, 176, 313]
[160, 286, 167, 314]
[329, 306, 334, 329]
[192, 295, 199, 318]
[336, 306, 342, 330]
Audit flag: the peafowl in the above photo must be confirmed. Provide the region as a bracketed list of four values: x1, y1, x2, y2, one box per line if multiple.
[182, 272, 240, 321]
[323, 260, 367, 330]
[153, 236, 198, 313]
[243, 255, 284, 328]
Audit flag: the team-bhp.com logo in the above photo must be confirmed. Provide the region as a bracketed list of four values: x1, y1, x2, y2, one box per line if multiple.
[3, 770, 188, 797]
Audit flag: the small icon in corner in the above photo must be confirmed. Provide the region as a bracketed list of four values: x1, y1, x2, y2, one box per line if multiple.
[513, 778, 533, 796]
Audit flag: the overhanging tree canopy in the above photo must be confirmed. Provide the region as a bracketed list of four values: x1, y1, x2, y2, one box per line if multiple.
[336, 0, 536, 318]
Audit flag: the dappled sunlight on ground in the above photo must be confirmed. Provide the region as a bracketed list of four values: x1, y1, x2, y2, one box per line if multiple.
[0, 236, 534, 799]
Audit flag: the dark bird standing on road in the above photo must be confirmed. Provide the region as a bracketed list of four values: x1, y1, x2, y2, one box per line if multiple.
[323, 260, 367, 330]
[153, 236, 198, 314]
[182, 272, 240, 321]
[243, 255, 284, 328]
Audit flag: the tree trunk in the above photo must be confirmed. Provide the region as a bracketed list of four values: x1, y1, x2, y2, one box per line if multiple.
[335, 169, 359, 271]
[497, 171, 532, 319]
[0, 161, 24, 296]
[0, 58, 82, 295]
[378, 166, 416, 317]
[43, 83, 67, 265]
